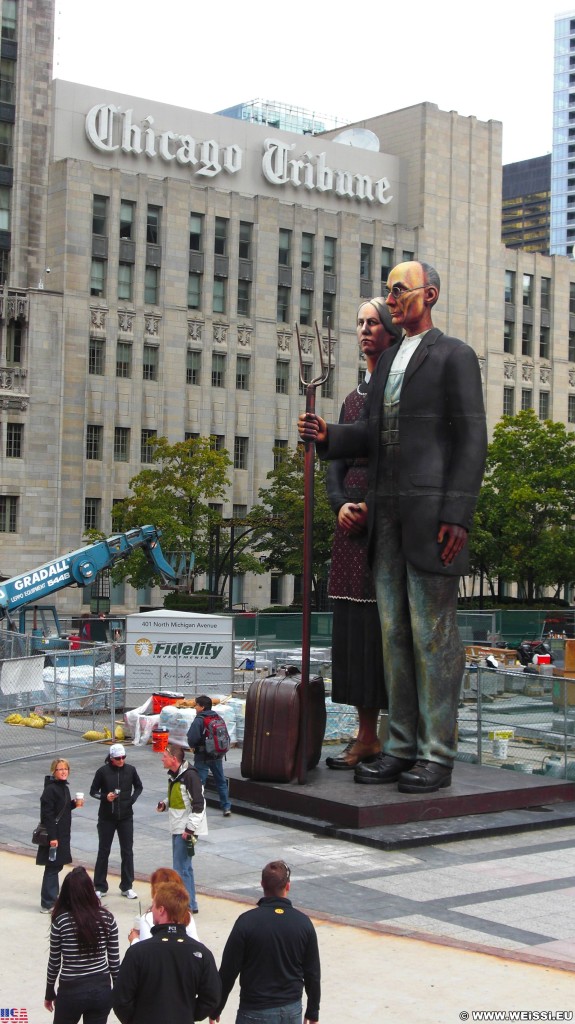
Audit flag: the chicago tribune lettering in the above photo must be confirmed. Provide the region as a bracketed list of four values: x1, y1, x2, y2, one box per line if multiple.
[84, 104, 393, 205]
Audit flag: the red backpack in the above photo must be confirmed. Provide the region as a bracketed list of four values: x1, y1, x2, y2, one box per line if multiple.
[200, 711, 230, 759]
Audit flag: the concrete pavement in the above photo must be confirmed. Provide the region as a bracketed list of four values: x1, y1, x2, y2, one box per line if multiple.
[1, 739, 574, 1023]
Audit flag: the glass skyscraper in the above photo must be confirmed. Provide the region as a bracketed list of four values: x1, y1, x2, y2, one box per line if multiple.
[551, 11, 575, 255]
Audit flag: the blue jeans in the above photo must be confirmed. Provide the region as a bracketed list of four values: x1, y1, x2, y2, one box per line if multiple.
[172, 833, 198, 912]
[41, 860, 60, 909]
[195, 756, 231, 812]
[374, 501, 464, 766]
[236, 1001, 302, 1024]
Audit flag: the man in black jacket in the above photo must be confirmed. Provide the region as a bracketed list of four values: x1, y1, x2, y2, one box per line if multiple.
[113, 880, 221, 1024]
[210, 861, 320, 1024]
[299, 260, 487, 794]
[89, 743, 143, 899]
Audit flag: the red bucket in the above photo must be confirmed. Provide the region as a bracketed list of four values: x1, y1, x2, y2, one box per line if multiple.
[152, 727, 169, 752]
[152, 693, 182, 715]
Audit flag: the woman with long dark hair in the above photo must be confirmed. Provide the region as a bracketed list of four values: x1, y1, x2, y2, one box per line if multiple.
[37, 758, 83, 913]
[44, 866, 120, 1024]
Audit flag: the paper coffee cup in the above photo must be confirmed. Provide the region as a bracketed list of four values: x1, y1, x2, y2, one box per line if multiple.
[76, 792, 84, 799]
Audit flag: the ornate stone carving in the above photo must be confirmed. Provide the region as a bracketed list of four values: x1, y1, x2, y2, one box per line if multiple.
[237, 324, 253, 348]
[90, 307, 107, 333]
[5, 292, 28, 322]
[187, 319, 203, 342]
[477, 356, 486, 383]
[504, 361, 516, 381]
[277, 329, 291, 353]
[570, 368, 575, 388]
[213, 322, 228, 345]
[522, 362, 533, 383]
[0, 367, 29, 408]
[145, 314, 161, 337]
[118, 310, 135, 333]
[540, 365, 552, 384]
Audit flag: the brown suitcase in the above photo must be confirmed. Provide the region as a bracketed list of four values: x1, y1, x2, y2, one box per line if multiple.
[241, 668, 326, 782]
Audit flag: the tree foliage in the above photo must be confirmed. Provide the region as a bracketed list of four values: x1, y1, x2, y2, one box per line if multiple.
[469, 410, 575, 601]
[109, 436, 232, 590]
[247, 444, 334, 608]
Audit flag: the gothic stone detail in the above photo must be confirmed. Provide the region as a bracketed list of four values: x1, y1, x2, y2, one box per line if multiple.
[477, 356, 486, 383]
[522, 363, 533, 383]
[187, 319, 203, 343]
[145, 314, 161, 337]
[298, 332, 313, 356]
[237, 324, 252, 348]
[540, 365, 552, 385]
[90, 306, 107, 334]
[0, 367, 29, 409]
[322, 335, 337, 367]
[277, 329, 291, 353]
[213, 322, 228, 345]
[118, 310, 135, 334]
[4, 293, 29, 322]
[504, 361, 516, 381]
[570, 368, 575, 388]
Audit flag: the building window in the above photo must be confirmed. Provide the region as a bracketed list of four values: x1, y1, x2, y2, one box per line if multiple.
[188, 273, 201, 309]
[186, 350, 201, 385]
[503, 322, 514, 354]
[273, 440, 288, 469]
[521, 389, 532, 411]
[212, 353, 226, 388]
[270, 572, 283, 605]
[503, 387, 515, 416]
[118, 262, 133, 302]
[381, 246, 393, 289]
[300, 291, 312, 325]
[0, 249, 9, 286]
[402, 250, 414, 262]
[86, 424, 103, 460]
[279, 229, 291, 267]
[114, 427, 130, 462]
[0, 57, 15, 103]
[144, 266, 159, 305]
[276, 360, 289, 395]
[321, 372, 333, 399]
[89, 338, 105, 375]
[0, 121, 13, 166]
[214, 217, 228, 256]
[299, 363, 312, 396]
[504, 270, 515, 304]
[570, 332, 575, 363]
[213, 277, 226, 314]
[522, 274, 533, 307]
[0, 185, 10, 230]
[92, 195, 108, 236]
[6, 422, 22, 457]
[189, 213, 203, 251]
[360, 243, 372, 281]
[322, 292, 334, 329]
[539, 326, 550, 360]
[185, 432, 199, 441]
[301, 233, 314, 269]
[539, 392, 550, 421]
[140, 429, 157, 463]
[234, 435, 248, 469]
[0, 493, 17, 532]
[277, 285, 290, 323]
[323, 237, 336, 272]
[6, 320, 22, 364]
[569, 395, 575, 423]
[120, 200, 135, 240]
[239, 221, 252, 260]
[84, 497, 101, 532]
[540, 277, 551, 310]
[90, 259, 106, 298]
[210, 435, 225, 452]
[1, 1, 17, 41]
[237, 279, 251, 317]
[142, 344, 158, 381]
[236, 355, 250, 391]
[146, 205, 161, 244]
[116, 341, 132, 378]
[521, 323, 532, 357]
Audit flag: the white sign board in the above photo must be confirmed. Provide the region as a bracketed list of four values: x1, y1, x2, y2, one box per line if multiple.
[125, 611, 233, 692]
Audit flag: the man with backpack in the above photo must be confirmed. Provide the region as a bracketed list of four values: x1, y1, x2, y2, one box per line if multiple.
[187, 695, 232, 817]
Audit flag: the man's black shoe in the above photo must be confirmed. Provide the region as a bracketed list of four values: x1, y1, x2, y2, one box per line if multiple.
[354, 753, 416, 785]
[397, 759, 452, 793]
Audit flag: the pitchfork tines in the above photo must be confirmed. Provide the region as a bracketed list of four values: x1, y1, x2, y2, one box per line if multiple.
[295, 320, 332, 394]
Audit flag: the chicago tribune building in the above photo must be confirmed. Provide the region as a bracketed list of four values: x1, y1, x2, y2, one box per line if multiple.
[2, 0, 575, 614]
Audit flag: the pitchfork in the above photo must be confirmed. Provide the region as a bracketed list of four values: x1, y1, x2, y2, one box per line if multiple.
[295, 320, 332, 784]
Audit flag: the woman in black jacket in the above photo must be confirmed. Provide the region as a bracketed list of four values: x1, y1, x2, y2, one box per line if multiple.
[37, 758, 82, 913]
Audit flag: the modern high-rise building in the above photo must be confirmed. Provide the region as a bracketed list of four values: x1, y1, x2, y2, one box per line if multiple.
[551, 10, 575, 256]
[502, 155, 551, 254]
[2, 0, 575, 616]
[216, 98, 344, 137]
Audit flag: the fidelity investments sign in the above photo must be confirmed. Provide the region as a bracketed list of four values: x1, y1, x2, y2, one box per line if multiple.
[85, 103, 393, 206]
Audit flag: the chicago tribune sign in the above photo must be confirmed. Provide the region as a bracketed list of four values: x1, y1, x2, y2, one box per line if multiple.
[85, 103, 393, 206]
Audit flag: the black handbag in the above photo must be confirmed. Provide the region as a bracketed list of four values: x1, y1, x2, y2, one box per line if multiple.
[32, 822, 49, 846]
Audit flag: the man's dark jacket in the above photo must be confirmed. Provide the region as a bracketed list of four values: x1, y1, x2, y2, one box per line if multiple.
[89, 757, 143, 820]
[319, 329, 487, 576]
[113, 923, 221, 1024]
[217, 896, 320, 1020]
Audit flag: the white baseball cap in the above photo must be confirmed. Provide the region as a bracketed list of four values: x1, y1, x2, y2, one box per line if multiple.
[109, 743, 126, 758]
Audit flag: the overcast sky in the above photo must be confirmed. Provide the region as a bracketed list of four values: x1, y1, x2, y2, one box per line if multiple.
[54, 0, 573, 165]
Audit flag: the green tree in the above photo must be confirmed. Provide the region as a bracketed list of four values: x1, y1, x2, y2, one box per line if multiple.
[470, 410, 575, 602]
[247, 444, 334, 609]
[109, 435, 232, 590]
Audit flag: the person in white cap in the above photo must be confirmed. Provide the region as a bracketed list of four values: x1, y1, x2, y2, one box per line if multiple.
[90, 744, 143, 899]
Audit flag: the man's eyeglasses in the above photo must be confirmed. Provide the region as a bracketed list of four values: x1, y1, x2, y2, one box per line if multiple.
[384, 284, 427, 299]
